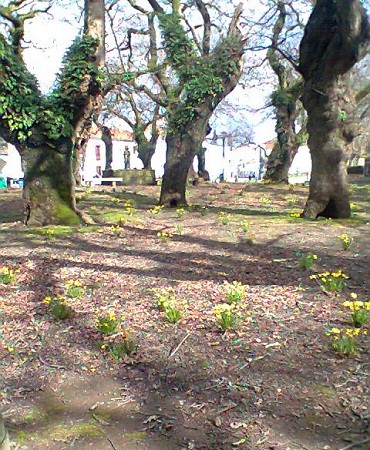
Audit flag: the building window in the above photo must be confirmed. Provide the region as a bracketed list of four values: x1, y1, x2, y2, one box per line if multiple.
[95, 145, 101, 161]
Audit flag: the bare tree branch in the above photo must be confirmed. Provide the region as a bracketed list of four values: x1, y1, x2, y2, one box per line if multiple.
[195, 0, 211, 55]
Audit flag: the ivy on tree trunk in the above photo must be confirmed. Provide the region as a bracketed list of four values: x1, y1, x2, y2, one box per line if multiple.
[263, 1, 305, 184]
[0, 0, 105, 226]
[154, 3, 246, 206]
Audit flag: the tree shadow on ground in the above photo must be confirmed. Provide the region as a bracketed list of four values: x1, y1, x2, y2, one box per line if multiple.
[1, 221, 369, 292]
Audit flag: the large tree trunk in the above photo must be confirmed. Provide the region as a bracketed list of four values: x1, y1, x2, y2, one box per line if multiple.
[299, 0, 369, 219]
[263, 1, 304, 184]
[136, 139, 155, 170]
[101, 126, 113, 170]
[263, 111, 300, 184]
[26, 0, 105, 225]
[302, 77, 355, 218]
[22, 145, 80, 226]
[159, 133, 200, 206]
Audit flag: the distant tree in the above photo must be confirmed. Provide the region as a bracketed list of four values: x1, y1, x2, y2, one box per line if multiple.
[102, 2, 163, 171]
[104, 90, 161, 170]
[298, 0, 369, 219]
[0, 0, 105, 225]
[348, 64, 370, 165]
[263, 1, 308, 184]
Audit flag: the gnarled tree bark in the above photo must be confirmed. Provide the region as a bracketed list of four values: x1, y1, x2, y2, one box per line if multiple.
[157, 2, 246, 206]
[299, 0, 369, 219]
[0, 0, 105, 226]
[263, 1, 305, 184]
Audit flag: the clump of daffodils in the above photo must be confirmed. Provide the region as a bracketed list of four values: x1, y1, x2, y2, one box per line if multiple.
[240, 221, 249, 232]
[310, 269, 349, 293]
[176, 207, 186, 218]
[154, 288, 185, 323]
[124, 200, 135, 214]
[338, 233, 351, 250]
[111, 224, 123, 236]
[218, 211, 231, 225]
[213, 303, 242, 332]
[325, 327, 367, 357]
[96, 311, 120, 335]
[343, 293, 370, 327]
[65, 279, 85, 298]
[224, 280, 246, 304]
[0, 266, 20, 285]
[157, 231, 173, 242]
[150, 205, 163, 216]
[44, 295, 74, 320]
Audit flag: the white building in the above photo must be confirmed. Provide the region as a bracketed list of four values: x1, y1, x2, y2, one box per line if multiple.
[82, 128, 139, 182]
[0, 143, 23, 186]
[0, 132, 312, 187]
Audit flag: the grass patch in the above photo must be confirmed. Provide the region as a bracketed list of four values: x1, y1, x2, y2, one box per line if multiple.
[26, 225, 101, 237]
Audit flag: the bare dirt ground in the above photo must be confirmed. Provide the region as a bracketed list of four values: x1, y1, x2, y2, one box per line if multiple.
[0, 179, 369, 450]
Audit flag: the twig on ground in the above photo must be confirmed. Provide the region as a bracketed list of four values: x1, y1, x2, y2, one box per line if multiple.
[168, 333, 190, 359]
[318, 402, 335, 418]
[37, 355, 66, 370]
[339, 437, 370, 450]
[106, 435, 118, 450]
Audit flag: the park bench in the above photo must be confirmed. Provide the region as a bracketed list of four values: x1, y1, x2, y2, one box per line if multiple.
[84, 177, 122, 187]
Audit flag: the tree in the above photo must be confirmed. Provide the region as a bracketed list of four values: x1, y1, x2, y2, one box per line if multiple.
[0, 0, 105, 226]
[263, 1, 307, 184]
[104, 90, 161, 170]
[298, 0, 369, 219]
[120, 0, 246, 206]
[101, 2, 163, 171]
[157, 1, 246, 206]
[348, 64, 370, 165]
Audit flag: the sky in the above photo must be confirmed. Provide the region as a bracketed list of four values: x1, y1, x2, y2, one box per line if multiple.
[20, 0, 276, 145]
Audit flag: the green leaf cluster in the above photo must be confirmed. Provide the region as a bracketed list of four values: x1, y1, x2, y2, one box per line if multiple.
[0, 36, 40, 142]
[47, 36, 105, 134]
[271, 87, 295, 108]
[0, 34, 104, 145]
[271, 81, 302, 109]
[159, 14, 242, 134]
[159, 12, 196, 75]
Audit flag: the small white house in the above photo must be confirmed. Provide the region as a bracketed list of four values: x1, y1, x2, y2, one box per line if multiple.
[82, 128, 139, 182]
[0, 143, 23, 187]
